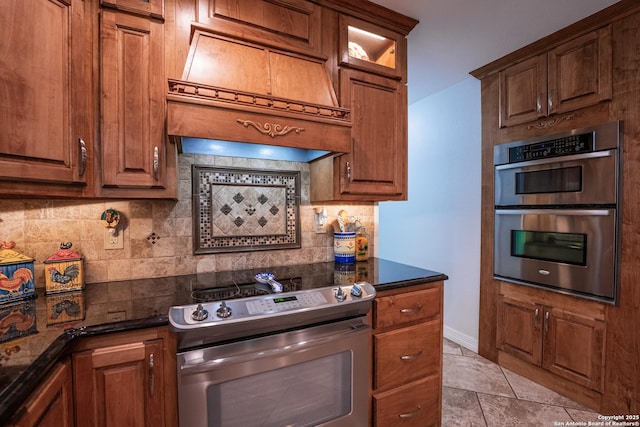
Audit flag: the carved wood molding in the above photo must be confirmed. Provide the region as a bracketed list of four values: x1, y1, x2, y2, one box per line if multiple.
[168, 79, 350, 123]
[527, 114, 575, 130]
[236, 119, 305, 138]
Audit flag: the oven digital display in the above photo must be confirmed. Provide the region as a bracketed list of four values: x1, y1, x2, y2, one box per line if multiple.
[511, 230, 587, 266]
[273, 296, 298, 303]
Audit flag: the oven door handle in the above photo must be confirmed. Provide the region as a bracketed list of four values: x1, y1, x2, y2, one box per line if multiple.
[180, 323, 369, 374]
[495, 209, 612, 216]
[494, 150, 615, 170]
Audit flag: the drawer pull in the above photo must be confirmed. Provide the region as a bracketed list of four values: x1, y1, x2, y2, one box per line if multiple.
[400, 350, 423, 361]
[398, 405, 422, 419]
[400, 304, 422, 314]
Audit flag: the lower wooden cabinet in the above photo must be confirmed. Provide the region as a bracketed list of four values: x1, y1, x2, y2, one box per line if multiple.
[8, 327, 177, 427]
[72, 327, 178, 427]
[371, 282, 443, 426]
[10, 360, 74, 427]
[373, 375, 440, 427]
[497, 287, 606, 392]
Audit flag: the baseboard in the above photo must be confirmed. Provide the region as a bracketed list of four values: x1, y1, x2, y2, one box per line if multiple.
[444, 325, 478, 353]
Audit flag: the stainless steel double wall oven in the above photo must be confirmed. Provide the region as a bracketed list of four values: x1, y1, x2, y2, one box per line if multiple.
[494, 121, 622, 303]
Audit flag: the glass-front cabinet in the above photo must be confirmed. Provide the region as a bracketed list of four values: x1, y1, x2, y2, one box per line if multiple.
[339, 15, 406, 80]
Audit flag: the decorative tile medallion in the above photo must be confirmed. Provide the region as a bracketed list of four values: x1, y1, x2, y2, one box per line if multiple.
[193, 166, 301, 254]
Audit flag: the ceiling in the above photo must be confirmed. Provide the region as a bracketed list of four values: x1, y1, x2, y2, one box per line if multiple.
[370, 0, 620, 104]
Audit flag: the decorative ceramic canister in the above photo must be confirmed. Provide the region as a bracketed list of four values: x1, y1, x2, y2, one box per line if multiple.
[44, 242, 84, 294]
[0, 241, 35, 304]
[334, 231, 356, 263]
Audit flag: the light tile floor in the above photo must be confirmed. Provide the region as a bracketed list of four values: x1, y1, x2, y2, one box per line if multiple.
[442, 339, 602, 426]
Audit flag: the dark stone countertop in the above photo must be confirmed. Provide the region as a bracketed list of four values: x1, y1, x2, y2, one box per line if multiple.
[0, 257, 447, 422]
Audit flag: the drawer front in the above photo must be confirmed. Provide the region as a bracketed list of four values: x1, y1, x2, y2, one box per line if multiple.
[374, 287, 441, 329]
[373, 375, 441, 427]
[374, 320, 441, 390]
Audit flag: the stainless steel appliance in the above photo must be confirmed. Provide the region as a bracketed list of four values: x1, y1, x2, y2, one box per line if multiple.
[169, 279, 376, 427]
[493, 121, 622, 302]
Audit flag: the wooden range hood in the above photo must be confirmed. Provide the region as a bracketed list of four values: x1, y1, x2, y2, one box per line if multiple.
[167, 28, 352, 156]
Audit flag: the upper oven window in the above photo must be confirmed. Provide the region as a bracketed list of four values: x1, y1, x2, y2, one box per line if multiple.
[511, 230, 587, 266]
[515, 166, 582, 195]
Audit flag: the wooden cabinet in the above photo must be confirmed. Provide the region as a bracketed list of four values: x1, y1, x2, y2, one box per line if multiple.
[310, 68, 407, 201]
[310, 11, 411, 203]
[0, 1, 176, 199]
[99, 7, 177, 198]
[473, 3, 640, 415]
[499, 26, 612, 128]
[371, 283, 443, 426]
[10, 360, 74, 427]
[497, 291, 605, 392]
[194, 0, 322, 58]
[0, 0, 93, 197]
[72, 327, 177, 427]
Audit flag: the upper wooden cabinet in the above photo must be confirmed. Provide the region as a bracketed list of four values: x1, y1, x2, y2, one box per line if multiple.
[0, 0, 93, 196]
[499, 26, 612, 128]
[194, 0, 322, 58]
[338, 69, 406, 198]
[99, 8, 177, 198]
[311, 69, 407, 201]
[339, 14, 406, 81]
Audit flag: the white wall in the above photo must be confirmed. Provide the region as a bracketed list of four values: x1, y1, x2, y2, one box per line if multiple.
[378, 77, 482, 351]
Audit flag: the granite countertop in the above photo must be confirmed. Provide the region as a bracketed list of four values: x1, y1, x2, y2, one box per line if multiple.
[0, 257, 447, 421]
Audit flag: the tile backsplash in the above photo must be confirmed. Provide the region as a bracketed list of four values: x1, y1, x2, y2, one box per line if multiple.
[0, 154, 375, 287]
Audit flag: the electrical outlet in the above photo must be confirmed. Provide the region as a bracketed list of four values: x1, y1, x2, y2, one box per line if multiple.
[104, 229, 124, 250]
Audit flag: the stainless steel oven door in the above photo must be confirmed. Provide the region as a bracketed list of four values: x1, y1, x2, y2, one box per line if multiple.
[494, 208, 617, 301]
[176, 318, 370, 427]
[494, 150, 618, 206]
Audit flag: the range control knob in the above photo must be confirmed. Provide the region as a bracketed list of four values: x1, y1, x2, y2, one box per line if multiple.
[191, 304, 209, 321]
[335, 286, 346, 302]
[216, 301, 233, 318]
[351, 283, 363, 297]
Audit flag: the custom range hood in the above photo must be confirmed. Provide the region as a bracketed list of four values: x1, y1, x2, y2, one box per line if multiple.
[167, 28, 351, 160]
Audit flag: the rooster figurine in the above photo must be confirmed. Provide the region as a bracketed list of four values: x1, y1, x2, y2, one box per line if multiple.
[48, 264, 80, 285]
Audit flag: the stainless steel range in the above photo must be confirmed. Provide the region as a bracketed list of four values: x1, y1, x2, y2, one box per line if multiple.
[169, 274, 375, 427]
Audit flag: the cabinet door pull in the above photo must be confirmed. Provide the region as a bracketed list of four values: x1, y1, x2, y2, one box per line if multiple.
[79, 139, 87, 177]
[346, 161, 351, 181]
[400, 304, 422, 314]
[153, 146, 159, 180]
[533, 308, 540, 329]
[149, 353, 155, 396]
[400, 350, 423, 361]
[398, 405, 422, 419]
[544, 311, 550, 334]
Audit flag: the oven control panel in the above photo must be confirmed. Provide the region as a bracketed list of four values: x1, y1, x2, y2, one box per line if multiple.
[507, 133, 593, 163]
[169, 282, 376, 329]
[245, 292, 328, 315]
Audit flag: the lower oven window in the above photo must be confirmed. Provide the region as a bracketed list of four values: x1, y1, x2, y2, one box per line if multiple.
[207, 351, 352, 427]
[511, 230, 587, 266]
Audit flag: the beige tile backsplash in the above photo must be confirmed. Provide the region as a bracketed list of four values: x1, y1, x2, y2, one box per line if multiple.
[0, 154, 375, 287]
